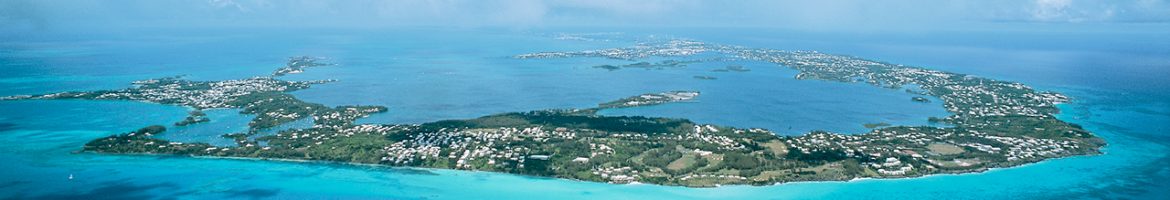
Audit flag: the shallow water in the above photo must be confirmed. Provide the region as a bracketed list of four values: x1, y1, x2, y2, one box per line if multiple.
[0, 28, 1167, 199]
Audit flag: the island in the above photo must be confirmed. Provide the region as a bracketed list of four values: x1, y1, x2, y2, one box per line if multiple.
[693, 75, 717, 80]
[3, 39, 1104, 187]
[712, 65, 751, 72]
[173, 110, 209, 126]
[911, 96, 932, 103]
[272, 56, 332, 77]
[591, 60, 696, 71]
[863, 122, 892, 129]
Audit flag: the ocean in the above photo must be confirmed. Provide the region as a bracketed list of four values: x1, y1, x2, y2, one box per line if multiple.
[1, 27, 1167, 199]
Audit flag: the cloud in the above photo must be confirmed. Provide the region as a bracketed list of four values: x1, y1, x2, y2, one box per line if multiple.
[1028, 0, 1119, 22]
[208, 0, 250, 12]
[1021, 0, 1170, 23]
[369, 0, 550, 26]
[1032, 0, 1074, 21]
[2, 0, 1168, 34]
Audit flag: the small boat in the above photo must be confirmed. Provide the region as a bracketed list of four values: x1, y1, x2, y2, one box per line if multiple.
[68, 174, 73, 180]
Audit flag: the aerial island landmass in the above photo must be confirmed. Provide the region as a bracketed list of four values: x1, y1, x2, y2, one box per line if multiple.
[1, 40, 1103, 187]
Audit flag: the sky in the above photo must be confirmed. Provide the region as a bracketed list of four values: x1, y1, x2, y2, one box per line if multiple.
[2, 0, 1169, 34]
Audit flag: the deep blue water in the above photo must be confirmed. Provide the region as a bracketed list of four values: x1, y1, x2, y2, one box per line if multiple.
[1, 28, 1167, 199]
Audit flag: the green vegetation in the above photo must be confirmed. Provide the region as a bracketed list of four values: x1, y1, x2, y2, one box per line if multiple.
[722, 152, 760, 169]
[227, 92, 330, 129]
[642, 148, 684, 168]
[174, 110, 210, 126]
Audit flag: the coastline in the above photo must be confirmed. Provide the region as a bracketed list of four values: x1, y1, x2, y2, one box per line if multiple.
[76, 147, 1107, 189]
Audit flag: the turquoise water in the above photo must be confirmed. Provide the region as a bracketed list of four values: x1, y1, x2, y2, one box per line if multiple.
[158, 109, 253, 147]
[1, 28, 1167, 199]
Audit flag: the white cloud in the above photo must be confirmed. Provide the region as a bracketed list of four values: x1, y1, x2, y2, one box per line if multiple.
[208, 0, 250, 12]
[1032, 0, 1074, 21]
[1023, 0, 1170, 23]
[4, 0, 1170, 33]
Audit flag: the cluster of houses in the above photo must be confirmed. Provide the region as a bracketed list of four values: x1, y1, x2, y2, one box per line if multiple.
[986, 135, 1078, 161]
[514, 39, 708, 60]
[783, 125, 1084, 177]
[16, 76, 316, 110]
[377, 126, 581, 169]
[683, 125, 745, 150]
[874, 157, 915, 176]
[367, 122, 760, 182]
[311, 107, 388, 128]
[589, 143, 615, 157]
[592, 166, 641, 183]
[613, 91, 700, 108]
[677, 174, 748, 181]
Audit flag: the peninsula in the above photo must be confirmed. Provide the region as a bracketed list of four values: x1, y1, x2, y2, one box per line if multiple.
[3, 40, 1103, 187]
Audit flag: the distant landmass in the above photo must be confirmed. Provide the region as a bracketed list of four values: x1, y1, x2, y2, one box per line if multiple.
[2, 39, 1103, 187]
